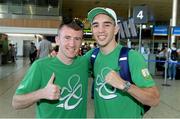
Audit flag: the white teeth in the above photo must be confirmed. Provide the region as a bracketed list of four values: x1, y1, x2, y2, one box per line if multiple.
[68, 48, 75, 52]
[98, 35, 106, 40]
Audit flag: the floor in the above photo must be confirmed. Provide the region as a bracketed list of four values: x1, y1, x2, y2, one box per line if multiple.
[0, 57, 180, 118]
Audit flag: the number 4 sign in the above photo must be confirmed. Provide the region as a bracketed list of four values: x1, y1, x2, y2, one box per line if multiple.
[133, 6, 148, 24]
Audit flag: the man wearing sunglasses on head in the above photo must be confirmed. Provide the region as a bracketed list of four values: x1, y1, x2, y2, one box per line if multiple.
[12, 18, 89, 118]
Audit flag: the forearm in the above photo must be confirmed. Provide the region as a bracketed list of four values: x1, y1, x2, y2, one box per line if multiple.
[105, 71, 160, 107]
[127, 85, 160, 106]
[12, 89, 44, 109]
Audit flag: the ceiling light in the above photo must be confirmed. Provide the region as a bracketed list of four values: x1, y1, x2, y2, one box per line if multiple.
[6, 33, 35, 37]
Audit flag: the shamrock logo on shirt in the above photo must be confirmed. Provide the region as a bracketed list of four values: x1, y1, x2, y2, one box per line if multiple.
[96, 67, 117, 99]
[56, 74, 83, 110]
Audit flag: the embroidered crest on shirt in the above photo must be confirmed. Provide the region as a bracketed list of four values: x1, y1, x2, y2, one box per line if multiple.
[56, 74, 83, 110]
[17, 84, 25, 90]
[141, 68, 151, 79]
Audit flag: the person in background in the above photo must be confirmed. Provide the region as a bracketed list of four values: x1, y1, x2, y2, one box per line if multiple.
[37, 36, 52, 59]
[13, 43, 18, 60]
[86, 7, 160, 118]
[8, 43, 16, 63]
[168, 42, 178, 80]
[12, 18, 89, 118]
[50, 45, 59, 57]
[81, 42, 89, 55]
[29, 42, 37, 64]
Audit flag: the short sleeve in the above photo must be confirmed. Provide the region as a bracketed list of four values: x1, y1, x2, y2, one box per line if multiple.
[15, 61, 42, 94]
[128, 50, 155, 88]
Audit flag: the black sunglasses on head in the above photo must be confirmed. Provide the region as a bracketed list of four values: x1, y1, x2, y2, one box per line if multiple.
[63, 17, 84, 29]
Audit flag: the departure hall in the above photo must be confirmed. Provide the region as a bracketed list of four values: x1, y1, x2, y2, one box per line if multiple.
[0, 0, 180, 118]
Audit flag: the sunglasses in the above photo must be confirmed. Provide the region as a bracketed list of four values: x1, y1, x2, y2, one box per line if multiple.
[63, 17, 84, 29]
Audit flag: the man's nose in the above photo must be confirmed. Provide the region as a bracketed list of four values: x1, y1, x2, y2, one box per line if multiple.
[98, 25, 105, 33]
[69, 39, 75, 46]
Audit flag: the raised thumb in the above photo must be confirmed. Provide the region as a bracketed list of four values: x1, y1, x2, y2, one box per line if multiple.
[48, 73, 55, 84]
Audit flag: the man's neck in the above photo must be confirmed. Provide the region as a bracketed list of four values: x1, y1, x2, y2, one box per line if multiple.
[100, 40, 118, 55]
[56, 53, 73, 65]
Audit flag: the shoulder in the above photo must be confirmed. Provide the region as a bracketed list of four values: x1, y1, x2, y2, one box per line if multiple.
[34, 57, 54, 66]
[128, 49, 145, 62]
[129, 49, 142, 56]
[83, 49, 95, 59]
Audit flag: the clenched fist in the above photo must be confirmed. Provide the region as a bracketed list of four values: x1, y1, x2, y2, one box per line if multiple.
[105, 70, 126, 90]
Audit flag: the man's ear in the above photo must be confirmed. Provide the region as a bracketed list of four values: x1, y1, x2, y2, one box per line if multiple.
[55, 36, 59, 45]
[114, 25, 120, 35]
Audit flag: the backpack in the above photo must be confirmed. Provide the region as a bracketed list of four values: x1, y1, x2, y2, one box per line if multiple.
[171, 49, 178, 61]
[90, 47, 151, 115]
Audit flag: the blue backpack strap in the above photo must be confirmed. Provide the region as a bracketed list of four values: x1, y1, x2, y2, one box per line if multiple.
[90, 48, 100, 66]
[90, 47, 100, 78]
[118, 47, 132, 83]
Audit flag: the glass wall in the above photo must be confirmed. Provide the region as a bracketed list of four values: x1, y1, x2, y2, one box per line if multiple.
[0, 0, 61, 16]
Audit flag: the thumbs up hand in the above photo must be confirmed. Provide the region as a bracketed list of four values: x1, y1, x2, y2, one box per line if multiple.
[42, 73, 61, 100]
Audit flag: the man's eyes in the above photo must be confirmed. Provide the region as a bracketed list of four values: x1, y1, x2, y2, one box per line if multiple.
[92, 24, 98, 28]
[104, 24, 111, 27]
[92, 23, 112, 28]
[65, 36, 81, 41]
[64, 36, 71, 40]
[74, 37, 82, 41]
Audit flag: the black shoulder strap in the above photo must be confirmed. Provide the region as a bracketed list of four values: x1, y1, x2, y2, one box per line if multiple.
[118, 47, 132, 83]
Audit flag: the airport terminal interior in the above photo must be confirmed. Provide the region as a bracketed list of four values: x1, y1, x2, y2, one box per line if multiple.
[0, 0, 180, 118]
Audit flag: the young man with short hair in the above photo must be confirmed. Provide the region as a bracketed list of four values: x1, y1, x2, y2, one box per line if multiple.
[12, 19, 89, 118]
[87, 7, 160, 118]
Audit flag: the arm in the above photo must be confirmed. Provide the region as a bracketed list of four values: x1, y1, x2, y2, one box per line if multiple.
[105, 70, 160, 106]
[12, 73, 60, 109]
[12, 88, 45, 109]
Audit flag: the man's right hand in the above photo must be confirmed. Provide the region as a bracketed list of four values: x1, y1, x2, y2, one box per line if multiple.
[105, 70, 126, 90]
[12, 73, 61, 110]
[42, 73, 61, 100]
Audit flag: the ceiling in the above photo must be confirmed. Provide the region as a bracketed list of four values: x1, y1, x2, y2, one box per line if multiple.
[62, 0, 180, 25]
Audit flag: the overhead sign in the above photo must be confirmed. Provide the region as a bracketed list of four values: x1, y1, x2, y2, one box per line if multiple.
[128, 18, 137, 37]
[122, 21, 131, 38]
[153, 26, 168, 36]
[133, 6, 148, 24]
[172, 27, 180, 36]
[118, 22, 126, 39]
[118, 18, 138, 39]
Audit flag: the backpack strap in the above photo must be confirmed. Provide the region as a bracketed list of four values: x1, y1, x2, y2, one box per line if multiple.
[90, 47, 132, 82]
[90, 48, 100, 66]
[90, 48, 100, 78]
[118, 47, 132, 83]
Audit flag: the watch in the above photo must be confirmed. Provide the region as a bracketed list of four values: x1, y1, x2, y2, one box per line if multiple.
[122, 81, 131, 92]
